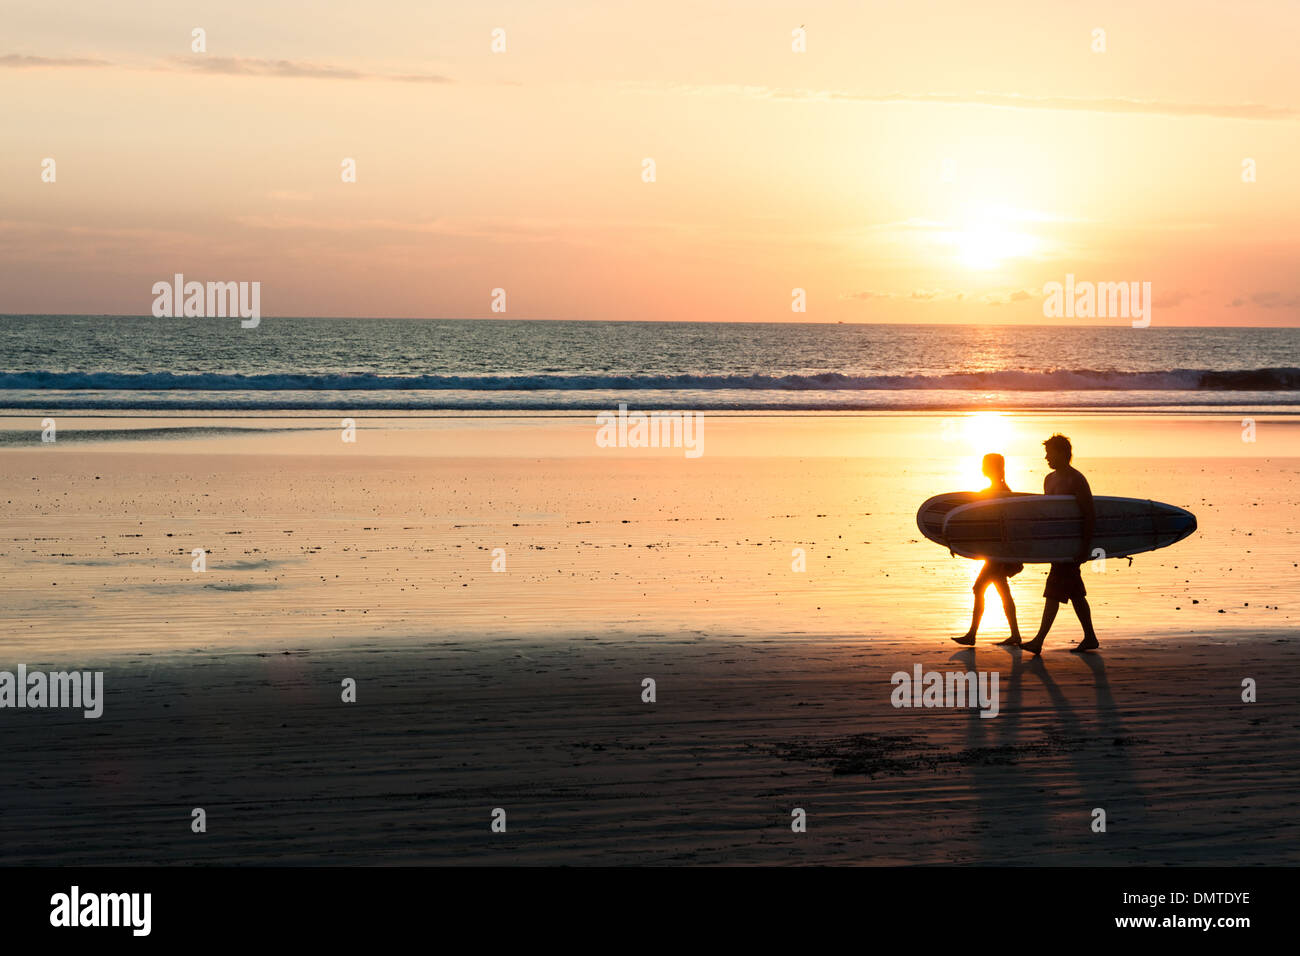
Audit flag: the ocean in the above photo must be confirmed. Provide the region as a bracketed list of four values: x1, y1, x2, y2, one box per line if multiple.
[1, 315, 1297, 412]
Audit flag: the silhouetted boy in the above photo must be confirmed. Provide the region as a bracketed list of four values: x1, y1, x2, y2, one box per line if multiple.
[952, 453, 1023, 646]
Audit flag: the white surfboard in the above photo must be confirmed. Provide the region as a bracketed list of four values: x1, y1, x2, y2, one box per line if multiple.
[915, 491, 1031, 546]
[940, 494, 1197, 563]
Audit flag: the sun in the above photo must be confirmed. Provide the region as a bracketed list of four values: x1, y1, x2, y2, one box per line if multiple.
[956, 221, 1037, 270]
[935, 203, 1045, 271]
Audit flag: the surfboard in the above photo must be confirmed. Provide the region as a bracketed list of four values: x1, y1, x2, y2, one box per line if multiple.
[916, 491, 1031, 546]
[940, 495, 1197, 563]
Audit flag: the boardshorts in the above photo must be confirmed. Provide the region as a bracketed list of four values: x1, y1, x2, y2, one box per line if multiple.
[993, 561, 1024, 579]
[1044, 562, 1086, 604]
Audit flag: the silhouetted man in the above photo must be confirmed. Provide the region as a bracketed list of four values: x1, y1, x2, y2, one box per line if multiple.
[1021, 434, 1099, 655]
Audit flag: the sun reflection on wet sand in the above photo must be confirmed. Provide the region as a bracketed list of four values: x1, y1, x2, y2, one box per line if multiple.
[0, 413, 1296, 658]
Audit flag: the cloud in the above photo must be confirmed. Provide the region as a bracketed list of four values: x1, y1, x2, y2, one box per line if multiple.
[228, 214, 579, 245]
[172, 56, 367, 80]
[1250, 291, 1300, 309]
[1152, 289, 1194, 308]
[982, 288, 1039, 306]
[164, 56, 452, 83]
[844, 289, 967, 302]
[1225, 292, 1300, 309]
[856, 287, 1041, 306]
[0, 53, 111, 68]
[391, 73, 456, 85]
[1, 51, 452, 83]
[637, 83, 1299, 122]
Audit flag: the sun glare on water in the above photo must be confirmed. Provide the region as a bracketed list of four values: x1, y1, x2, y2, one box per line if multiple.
[963, 411, 1012, 450]
[950, 411, 1018, 633]
[948, 411, 1017, 487]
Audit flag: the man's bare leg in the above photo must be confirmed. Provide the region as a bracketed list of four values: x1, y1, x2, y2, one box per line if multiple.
[1068, 596, 1100, 652]
[1020, 601, 1059, 656]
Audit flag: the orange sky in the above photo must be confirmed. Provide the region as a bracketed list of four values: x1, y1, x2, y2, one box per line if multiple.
[1, 0, 1297, 325]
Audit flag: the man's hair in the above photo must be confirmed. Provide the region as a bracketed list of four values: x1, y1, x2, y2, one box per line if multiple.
[1043, 433, 1072, 460]
[982, 452, 1006, 477]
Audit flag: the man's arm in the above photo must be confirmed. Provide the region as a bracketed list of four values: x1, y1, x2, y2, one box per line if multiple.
[1076, 473, 1095, 563]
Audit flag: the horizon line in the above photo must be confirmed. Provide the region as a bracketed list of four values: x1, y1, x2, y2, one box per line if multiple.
[0, 314, 1296, 331]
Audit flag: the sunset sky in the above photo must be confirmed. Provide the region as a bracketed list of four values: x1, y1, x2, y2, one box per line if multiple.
[2, 0, 1298, 324]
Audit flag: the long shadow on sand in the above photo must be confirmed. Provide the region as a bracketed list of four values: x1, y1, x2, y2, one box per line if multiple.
[950, 647, 1054, 863]
[991, 649, 1150, 863]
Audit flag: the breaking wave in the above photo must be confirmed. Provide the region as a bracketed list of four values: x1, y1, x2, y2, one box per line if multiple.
[3, 368, 1299, 392]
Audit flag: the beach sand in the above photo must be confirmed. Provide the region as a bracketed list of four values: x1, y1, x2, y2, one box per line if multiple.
[1, 636, 1295, 865]
[1, 412, 1297, 864]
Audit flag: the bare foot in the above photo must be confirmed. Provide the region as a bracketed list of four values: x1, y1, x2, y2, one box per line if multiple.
[1020, 637, 1045, 656]
[1069, 637, 1100, 653]
[995, 636, 1022, 647]
[952, 633, 976, 646]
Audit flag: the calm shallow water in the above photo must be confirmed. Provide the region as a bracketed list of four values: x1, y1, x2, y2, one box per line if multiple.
[2, 415, 1294, 656]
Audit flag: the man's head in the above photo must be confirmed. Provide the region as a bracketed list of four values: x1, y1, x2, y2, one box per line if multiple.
[1043, 433, 1072, 470]
[981, 453, 1006, 481]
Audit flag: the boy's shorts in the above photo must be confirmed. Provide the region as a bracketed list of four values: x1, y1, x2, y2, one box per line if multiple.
[1044, 562, 1087, 604]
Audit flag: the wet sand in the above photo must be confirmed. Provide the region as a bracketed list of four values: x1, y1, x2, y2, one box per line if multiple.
[2, 414, 1298, 655]
[1, 635, 1295, 865]
[0, 413, 1297, 864]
